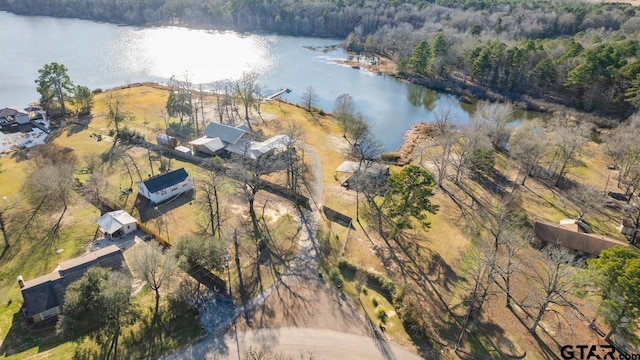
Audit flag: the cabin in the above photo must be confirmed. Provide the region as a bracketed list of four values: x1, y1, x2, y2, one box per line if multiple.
[18, 245, 125, 324]
[96, 210, 138, 238]
[533, 219, 628, 257]
[137, 168, 194, 204]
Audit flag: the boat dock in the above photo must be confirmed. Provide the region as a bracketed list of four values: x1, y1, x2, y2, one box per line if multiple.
[263, 88, 291, 101]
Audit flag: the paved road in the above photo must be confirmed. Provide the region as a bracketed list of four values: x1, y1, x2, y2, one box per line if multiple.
[163, 327, 424, 360]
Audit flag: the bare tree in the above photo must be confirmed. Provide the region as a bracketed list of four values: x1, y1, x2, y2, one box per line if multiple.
[473, 101, 513, 150]
[197, 169, 223, 239]
[230, 150, 284, 241]
[233, 71, 260, 130]
[107, 96, 126, 138]
[431, 104, 458, 187]
[211, 80, 230, 124]
[567, 185, 602, 220]
[508, 120, 548, 186]
[529, 245, 577, 334]
[283, 122, 306, 193]
[456, 242, 499, 350]
[452, 121, 492, 184]
[497, 228, 529, 308]
[129, 242, 178, 359]
[606, 113, 640, 199]
[301, 85, 318, 112]
[548, 118, 592, 187]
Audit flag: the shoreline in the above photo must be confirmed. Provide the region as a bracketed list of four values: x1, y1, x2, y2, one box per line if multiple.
[335, 55, 619, 129]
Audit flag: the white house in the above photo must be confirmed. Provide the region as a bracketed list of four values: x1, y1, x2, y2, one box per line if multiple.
[96, 210, 138, 237]
[137, 168, 194, 204]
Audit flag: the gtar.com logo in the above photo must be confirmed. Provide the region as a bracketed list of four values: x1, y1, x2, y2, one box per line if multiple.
[560, 345, 640, 360]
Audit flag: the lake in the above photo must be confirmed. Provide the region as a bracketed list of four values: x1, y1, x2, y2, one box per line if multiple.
[1, 11, 481, 150]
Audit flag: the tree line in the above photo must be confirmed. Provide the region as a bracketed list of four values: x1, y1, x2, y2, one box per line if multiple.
[5, 0, 640, 117]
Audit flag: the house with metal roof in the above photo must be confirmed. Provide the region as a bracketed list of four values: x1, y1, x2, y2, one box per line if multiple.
[137, 168, 194, 204]
[18, 245, 125, 324]
[190, 122, 291, 160]
[189, 122, 252, 156]
[96, 210, 138, 238]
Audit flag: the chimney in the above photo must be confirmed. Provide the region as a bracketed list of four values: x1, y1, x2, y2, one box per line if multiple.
[17, 275, 24, 288]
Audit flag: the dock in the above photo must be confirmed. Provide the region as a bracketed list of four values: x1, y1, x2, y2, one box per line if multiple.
[263, 87, 291, 101]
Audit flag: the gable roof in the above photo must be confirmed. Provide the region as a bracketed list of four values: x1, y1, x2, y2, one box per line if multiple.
[203, 122, 247, 145]
[0, 107, 28, 118]
[189, 136, 226, 153]
[96, 210, 137, 235]
[141, 168, 190, 194]
[21, 245, 124, 318]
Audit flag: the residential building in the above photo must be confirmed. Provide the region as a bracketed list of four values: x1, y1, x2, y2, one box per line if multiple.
[18, 245, 125, 324]
[137, 168, 194, 204]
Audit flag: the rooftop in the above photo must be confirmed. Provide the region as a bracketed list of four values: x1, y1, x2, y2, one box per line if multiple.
[141, 168, 190, 194]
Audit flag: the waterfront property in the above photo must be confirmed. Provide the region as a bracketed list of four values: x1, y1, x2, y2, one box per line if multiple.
[190, 121, 291, 160]
[137, 168, 194, 204]
[18, 245, 125, 324]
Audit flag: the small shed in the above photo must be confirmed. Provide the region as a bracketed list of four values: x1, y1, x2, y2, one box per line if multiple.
[96, 210, 138, 237]
[157, 134, 178, 149]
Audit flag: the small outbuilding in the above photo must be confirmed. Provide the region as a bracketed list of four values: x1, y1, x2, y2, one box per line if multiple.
[96, 210, 138, 238]
[137, 168, 194, 204]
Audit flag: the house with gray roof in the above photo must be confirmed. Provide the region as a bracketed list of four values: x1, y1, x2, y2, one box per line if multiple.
[137, 168, 194, 204]
[18, 245, 125, 324]
[190, 122, 291, 160]
[96, 210, 138, 238]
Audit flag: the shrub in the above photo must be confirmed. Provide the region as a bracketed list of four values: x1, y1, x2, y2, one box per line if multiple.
[92, 88, 103, 94]
[372, 297, 379, 307]
[329, 267, 343, 287]
[375, 306, 387, 324]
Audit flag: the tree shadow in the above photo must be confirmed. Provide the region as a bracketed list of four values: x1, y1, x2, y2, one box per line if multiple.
[135, 190, 195, 222]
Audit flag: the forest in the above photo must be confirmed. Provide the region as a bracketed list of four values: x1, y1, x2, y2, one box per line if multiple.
[2, 0, 640, 118]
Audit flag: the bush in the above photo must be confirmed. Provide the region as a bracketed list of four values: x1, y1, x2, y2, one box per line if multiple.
[318, 109, 326, 116]
[375, 306, 387, 324]
[372, 297, 379, 307]
[92, 88, 103, 94]
[329, 267, 343, 287]
[337, 257, 358, 272]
